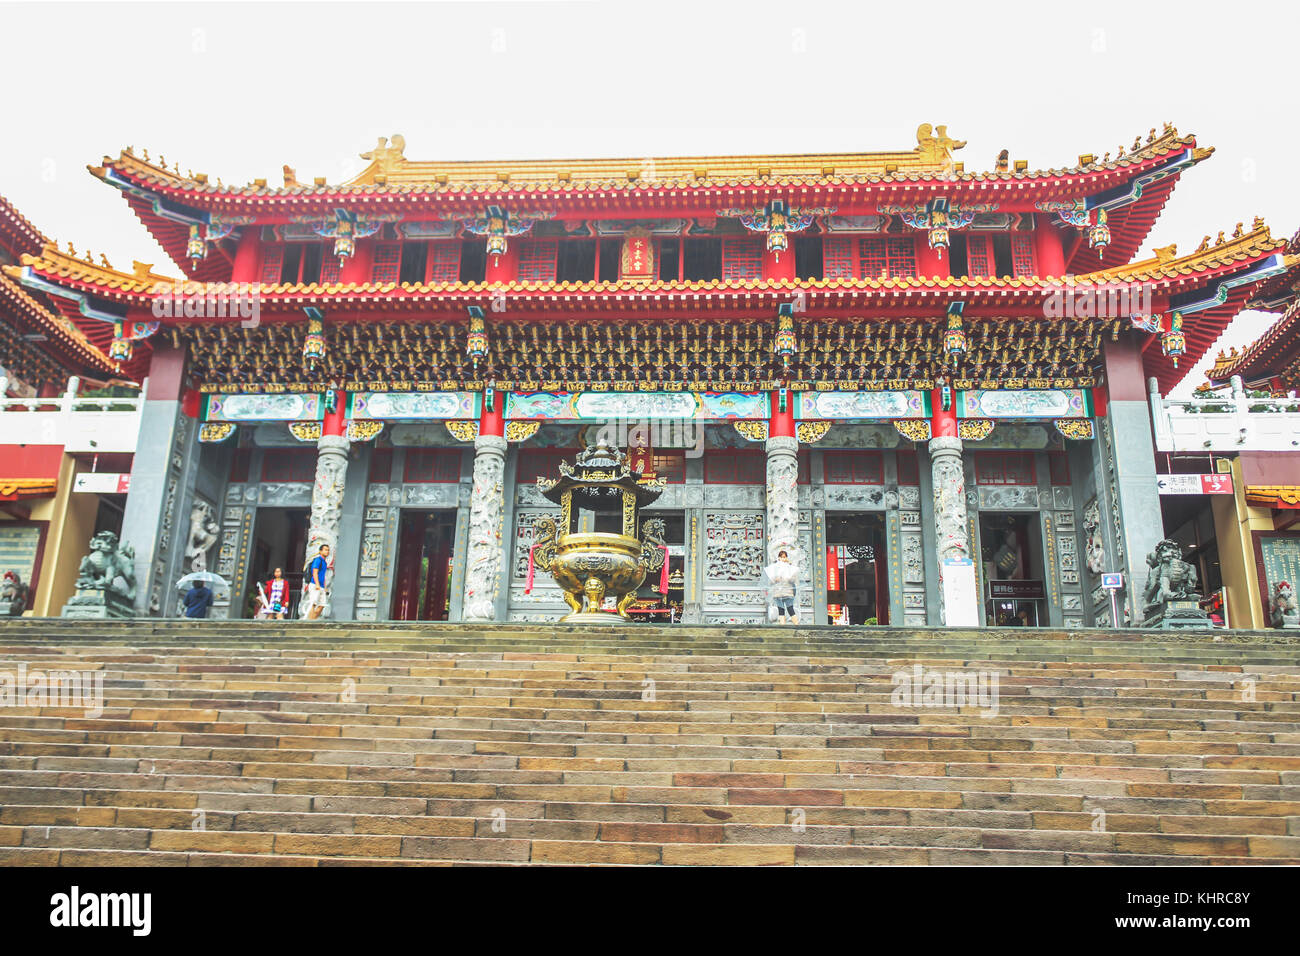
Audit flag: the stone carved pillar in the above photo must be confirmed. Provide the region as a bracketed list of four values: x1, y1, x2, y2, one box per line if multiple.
[461, 434, 508, 622]
[928, 436, 969, 562]
[929, 436, 970, 624]
[765, 436, 801, 565]
[304, 433, 350, 616]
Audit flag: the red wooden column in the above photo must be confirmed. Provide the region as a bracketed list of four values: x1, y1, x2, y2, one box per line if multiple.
[764, 242, 796, 282]
[479, 389, 504, 437]
[322, 389, 347, 436]
[485, 244, 518, 284]
[230, 230, 261, 284]
[769, 389, 795, 437]
[930, 385, 958, 438]
[914, 235, 951, 280]
[1032, 215, 1067, 278]
[339, 239, 375, 285]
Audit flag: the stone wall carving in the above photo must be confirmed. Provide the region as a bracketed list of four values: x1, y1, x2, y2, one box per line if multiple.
[461, 434, 507, 622]
[184, 500, 220, 573]
[705, 511, 765, 581]
[977, 485, 1039, 510]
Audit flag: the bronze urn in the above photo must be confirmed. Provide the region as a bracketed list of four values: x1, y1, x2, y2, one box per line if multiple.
[531, 441, 667, 624]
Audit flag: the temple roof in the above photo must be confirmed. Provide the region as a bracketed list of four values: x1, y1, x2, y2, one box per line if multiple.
[0, 193, 49, 260]
[1209, 226, 1300, 389]
[0, 196, 121, 382]
[91, 123, 1209, 277]
[6, 220, 1282, 396]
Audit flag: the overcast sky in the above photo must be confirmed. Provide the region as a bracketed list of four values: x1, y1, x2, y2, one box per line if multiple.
[2, 0, 1295, 395]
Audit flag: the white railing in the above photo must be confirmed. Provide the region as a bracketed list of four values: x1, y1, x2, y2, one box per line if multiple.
[1150, 375, 1300, 452]
[0, 376, 145, 453]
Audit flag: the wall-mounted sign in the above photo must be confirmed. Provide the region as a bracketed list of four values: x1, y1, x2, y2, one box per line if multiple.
[73, 473, 131, 494]
[988, 579, 1046, 600]
[943, 557, 979, 626]
[1156, 474, 1234, 495]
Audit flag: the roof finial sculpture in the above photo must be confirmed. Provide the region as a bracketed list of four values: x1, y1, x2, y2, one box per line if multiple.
[915, 124, 966, 167]
[360, 134, 407, 176]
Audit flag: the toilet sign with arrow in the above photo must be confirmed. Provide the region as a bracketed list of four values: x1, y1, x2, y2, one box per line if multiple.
[1156, 474, 1233, 495]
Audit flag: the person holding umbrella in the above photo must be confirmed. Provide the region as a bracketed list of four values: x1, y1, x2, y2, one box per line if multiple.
[183, 579, 214, 618]
[175, 570, 228, 619]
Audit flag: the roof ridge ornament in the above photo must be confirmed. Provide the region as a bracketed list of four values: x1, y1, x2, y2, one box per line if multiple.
[359, 134, 407, 177]
[915, 124, 966, 171]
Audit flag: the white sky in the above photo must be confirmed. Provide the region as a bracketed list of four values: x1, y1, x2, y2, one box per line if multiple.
[1, 0, 1295, 395]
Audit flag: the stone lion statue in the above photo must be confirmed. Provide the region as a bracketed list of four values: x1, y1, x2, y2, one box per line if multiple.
[73, 530, 136, 601]
[0, 570, 29, 615]
[1141, 538, 1199, 615]
[185, 501, 220, 572]
[1270, 581, 1299, 629]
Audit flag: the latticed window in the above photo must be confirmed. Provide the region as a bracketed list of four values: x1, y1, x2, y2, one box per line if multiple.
[975, 452, 1037, 486]
[427, 242, 461, 283]
[822, 236, 854, 279]
[650, 452, 686, 483]
[859, 237, 916, 279]
[319, 256, 341, 283]
[1048, 451, 1070, 486]
[823, 451, 884, 485]
[518, 241, 558, 282]
[262, 450, 317, 482]
[966, 235, 994, 277]
[403, 449, 462, 483]
[1011, 233, 1036, 277]
[258, 247, 284, 285]
[371, 242, 401, 283]
[369, 449, 393, 483]
[721, 238, 764, 280]
[897, 450, 920, 486]
[516, 451, 573, 484]
[705, 451, 766, 484]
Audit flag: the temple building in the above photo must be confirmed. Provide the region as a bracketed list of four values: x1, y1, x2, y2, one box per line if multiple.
[0, 195, 141, 615]
[1144, 226, 1300, 628]
[5, 124, 1291, 627]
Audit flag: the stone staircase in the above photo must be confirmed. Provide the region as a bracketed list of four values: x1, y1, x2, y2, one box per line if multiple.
[1, 620, 1298, 866]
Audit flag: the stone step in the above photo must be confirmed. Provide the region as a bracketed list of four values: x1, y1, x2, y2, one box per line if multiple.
[1, 624, 1297, 865]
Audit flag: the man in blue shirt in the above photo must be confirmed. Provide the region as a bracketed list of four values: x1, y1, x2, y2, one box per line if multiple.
[183, 582, 214, 619]
[302, 544, 331, 620]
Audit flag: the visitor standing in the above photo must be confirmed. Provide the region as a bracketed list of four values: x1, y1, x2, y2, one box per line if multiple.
[183, 581, 214, 619]
[764, 549, 800, 626]
[265, 567, 289, 620]
[302, 544, 332, 620]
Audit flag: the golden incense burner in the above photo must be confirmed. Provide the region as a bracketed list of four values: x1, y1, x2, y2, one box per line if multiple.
[531, 441, 667, 624]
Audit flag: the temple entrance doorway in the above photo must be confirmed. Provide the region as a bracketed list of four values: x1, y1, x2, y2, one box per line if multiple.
[630, 510, 685, 622]
[246, 508, 310, 619]
[979, 512, 1047, 626]
[390, 510, 457, 621]
[825, 513, 888, 625]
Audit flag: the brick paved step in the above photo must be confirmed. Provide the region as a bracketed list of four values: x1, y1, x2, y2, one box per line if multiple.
[0, 621, 1297, 865]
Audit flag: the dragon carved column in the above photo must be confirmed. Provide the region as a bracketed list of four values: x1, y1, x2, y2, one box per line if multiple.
[765, 436, 801, 565]
[461, 433, 508, 622]
[304, 433, 350, 616]
[929, 435, 970, 623]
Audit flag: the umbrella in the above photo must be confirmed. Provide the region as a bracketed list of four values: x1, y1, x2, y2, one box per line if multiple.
[176, 571, 229, 594]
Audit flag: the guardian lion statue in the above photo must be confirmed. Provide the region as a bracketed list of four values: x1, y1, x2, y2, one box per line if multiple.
[73, 530, 136, 601]
[1271, 581, 1299, 629]
[0, 570, 29, 616]
[1141, 538, 1199, 617]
